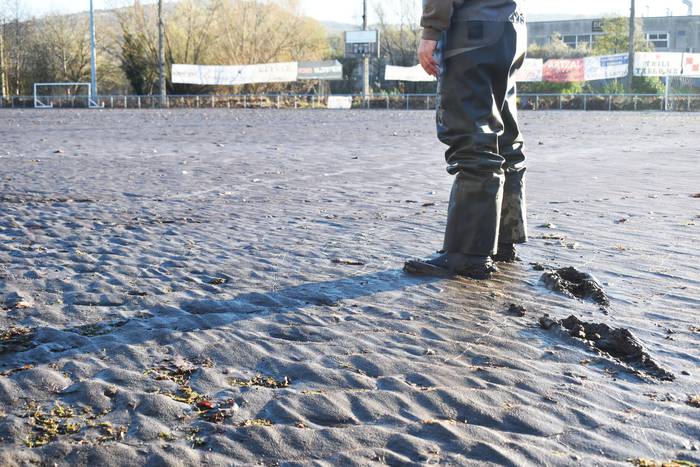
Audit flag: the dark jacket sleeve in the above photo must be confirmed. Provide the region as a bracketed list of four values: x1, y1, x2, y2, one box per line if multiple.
[421, 0, 464, 40]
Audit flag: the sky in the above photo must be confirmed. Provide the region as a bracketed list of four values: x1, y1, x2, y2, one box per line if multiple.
[8, 0, 694, 22]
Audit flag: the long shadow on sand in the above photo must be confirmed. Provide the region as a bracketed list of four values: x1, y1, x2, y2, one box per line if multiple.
[1, 269, 441, 367]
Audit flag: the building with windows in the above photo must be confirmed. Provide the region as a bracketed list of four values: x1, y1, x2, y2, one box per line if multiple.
[528, 16, 700, 53]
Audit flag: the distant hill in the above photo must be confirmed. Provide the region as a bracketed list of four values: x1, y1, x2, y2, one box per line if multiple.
[321, 21, 358, 37]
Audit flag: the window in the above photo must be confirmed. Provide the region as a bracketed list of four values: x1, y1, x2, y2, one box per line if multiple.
[559, 34, 595, 49]
[563, 35, 577, 47]
[576, 35, 592, 47]
[646, 32, 669, 49]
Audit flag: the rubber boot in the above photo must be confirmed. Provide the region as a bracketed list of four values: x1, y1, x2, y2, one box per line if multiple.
[493, 168, 527, 263]
[404, 171, 502, 279]
[404, 252, 497, 279]
[498, 168, 527, 244]
[492, 243, 517, 263]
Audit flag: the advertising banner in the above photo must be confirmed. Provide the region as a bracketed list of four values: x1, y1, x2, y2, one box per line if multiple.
[384, 64, 436, 82]
[297, 60, 343, 80]
[172, 62, 299, 86]
[584, 54, 629, 81]
[327, 96, 353, 109]
[514, 58, 544, 82]
[633, 52, 683, 77]
[682, 53, 700, 77]
[543, 59, 585, 82]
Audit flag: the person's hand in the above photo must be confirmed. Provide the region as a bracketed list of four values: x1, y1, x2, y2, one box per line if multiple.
[418, 39, 439, 77]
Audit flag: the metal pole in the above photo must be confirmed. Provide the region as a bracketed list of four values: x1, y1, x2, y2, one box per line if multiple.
[626, 0, 635, 93]
[664, 76, 671, 111]
[362, 0, 370, 101]
[158, 0, 166, 107]
[89, 0, 97, 101]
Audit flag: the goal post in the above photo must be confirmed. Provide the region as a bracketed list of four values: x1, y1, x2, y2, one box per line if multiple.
[33, 82, 104, 109]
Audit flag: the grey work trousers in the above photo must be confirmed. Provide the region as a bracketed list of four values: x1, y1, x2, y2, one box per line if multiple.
[436, 19, 528, 256]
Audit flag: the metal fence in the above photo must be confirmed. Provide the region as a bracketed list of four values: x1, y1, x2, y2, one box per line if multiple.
[2, 93, 700, 111]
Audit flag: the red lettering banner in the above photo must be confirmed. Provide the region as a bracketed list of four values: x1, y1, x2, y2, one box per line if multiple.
[543, 59, 585, 82]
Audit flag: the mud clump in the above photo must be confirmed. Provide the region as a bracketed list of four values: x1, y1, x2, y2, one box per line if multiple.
[541, 267, 610, 307]
[506, 304, 527, 317]
[540, 314, 675, 381]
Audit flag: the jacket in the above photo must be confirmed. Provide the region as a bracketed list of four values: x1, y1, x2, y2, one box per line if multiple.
[421, 0, 523, 40]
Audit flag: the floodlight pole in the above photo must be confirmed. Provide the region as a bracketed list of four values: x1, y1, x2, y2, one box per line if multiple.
[362, 0, 370, 100]
[158, 0, 166, 107]
[89, 0, 97, 101]
[626, 0, 635, 93]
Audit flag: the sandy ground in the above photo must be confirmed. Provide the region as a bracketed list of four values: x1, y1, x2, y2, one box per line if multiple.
[0, 109, 699, 466]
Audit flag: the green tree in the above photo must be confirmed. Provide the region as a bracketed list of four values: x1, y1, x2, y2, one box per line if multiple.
[592, 17, 663, 94]
[121, 31, 155, 95]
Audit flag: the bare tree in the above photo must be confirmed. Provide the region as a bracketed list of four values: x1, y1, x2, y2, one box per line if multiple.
[374, 0, 427, 92]
[5, 0, 29, 95]
[158, 0, 165, 104]
[116, 0, 328, 94]
[1, 10, 7, 99]
[27, 13, 92, 84]
[2, 0, 331, 96]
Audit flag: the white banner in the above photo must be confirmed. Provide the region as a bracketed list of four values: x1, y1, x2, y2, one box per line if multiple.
[297, 60, 343, 80]
[634, 52, 683, 77]
[327, 96, 353, 109]
[172, 62, 299, 86]
[384, 64, 436, 82]
[584, 53, 629, 81]
[682, 53, 700, 77]
[514, 58, 543, 82]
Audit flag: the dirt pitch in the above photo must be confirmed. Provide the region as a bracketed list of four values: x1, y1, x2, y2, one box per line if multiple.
[0, 109, 699, 466]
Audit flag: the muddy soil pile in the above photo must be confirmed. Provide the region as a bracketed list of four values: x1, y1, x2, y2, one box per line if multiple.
[541, 267, 610, 307]
[540, 315, 675, 381]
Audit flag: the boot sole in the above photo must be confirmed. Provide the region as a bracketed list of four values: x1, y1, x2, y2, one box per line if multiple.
[404, 260, 497, 280]
[492, 255, 519, 263]
[403, 260, 453, 277]
[456, 268, 496, 280]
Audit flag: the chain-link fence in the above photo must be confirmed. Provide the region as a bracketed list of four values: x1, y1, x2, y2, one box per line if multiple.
[2, 93, 700, 111]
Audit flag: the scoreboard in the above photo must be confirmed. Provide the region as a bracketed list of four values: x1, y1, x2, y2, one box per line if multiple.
[345, 30, 380, 59]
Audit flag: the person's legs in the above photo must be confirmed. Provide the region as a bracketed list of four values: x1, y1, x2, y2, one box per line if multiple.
[439, 52, 506, 259]
[405, 21, 511, 279]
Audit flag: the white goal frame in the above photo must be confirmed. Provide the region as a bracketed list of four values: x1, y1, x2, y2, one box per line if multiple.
[33, 82, 104, 109]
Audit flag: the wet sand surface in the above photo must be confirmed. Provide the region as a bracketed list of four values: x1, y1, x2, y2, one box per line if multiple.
[0, 109, 698, 466]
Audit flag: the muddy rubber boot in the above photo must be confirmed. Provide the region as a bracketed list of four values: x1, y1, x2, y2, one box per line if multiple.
[404, 171, 502, 280]
[442, 170, 503, 256]
[493, 243, 518, 263]
[498, 168, 527, 244]
[404, 252, 497, 279]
